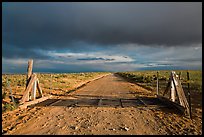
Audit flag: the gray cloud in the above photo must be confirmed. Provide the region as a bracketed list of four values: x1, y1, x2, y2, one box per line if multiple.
[77, 57, 115, 61]
[3, 2, 202, 54]
[2, 2, 202, 73]
[2, 44, 50, 59]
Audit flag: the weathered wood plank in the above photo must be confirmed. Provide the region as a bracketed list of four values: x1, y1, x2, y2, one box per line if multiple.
[36, 78, 43, 97]
[26, 59, 33, 87]
[25, 59, 33, 101]
[172, 74, 184, 106]
[20, 73, 37, 103]
[171, 72, 176, 102]
[19, 96, 49, 109]
[160, 71, 191, 118]
[172, 73, 190, 116]
[187, 71, 192, 119]
[31, 80, 37, 100]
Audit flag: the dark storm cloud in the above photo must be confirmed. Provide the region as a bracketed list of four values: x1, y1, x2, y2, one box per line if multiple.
[2, 44, 50, 59]
[77, 57, 115, 61]
[3, 2, 202, 54]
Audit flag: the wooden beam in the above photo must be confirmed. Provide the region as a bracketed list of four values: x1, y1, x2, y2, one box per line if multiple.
[172, 73, 184, 106]
[25, 59, 33, 101]
[171, 72, 176, 102]
[187, 71, 192, 119]
[31, 80, 37, 100]
[172, 72, 190, 116]
[20, 73, 37, 104]
[36, 78, 43, 97]
[19, 96, 49, 109]
[26, 59, 33, 87]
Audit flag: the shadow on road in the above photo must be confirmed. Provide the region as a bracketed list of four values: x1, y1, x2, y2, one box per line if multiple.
[33, 95, 183, 115]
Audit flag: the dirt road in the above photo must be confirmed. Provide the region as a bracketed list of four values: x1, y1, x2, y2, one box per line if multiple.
[2, 74, 201, 135]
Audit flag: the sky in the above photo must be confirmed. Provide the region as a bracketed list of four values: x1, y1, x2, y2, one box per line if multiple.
[2, 2, 202, 73]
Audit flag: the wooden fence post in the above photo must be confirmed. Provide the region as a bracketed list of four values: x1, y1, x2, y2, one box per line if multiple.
[31, 79, 37, 100]
[156, 71, 159, 96]
[20, 73, 37, 103]
[7, 79, 16, 106]
[178, 72, 181, 80]
[36, 78, 43, 97]
[187, 71, 192, 119]
[160, 71, 191, 118]
[171, 71, 176, 102]
[26, 60, 33, 86]
[172, 72, 190, 116]
[25, 59, 33, 101]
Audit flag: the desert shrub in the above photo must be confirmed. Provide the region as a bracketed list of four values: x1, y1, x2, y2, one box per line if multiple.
[2, 81, 7, 88]
[59, 74, 67, 78]
[134, 75, 144, 82]
[17, 79, 25, 86]
[60, 81, 66, 83]
[3, 103, 17, 112]
[144, 85, 153, 91]
[2, 92, 7, 99]
[144, 76, 152, 83]
[159, 77, 167, 81]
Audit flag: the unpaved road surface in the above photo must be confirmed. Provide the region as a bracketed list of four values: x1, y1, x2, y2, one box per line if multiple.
[2, 74, 202, 135]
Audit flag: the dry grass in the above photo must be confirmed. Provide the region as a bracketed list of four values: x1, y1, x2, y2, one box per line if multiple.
[2, 72, 110, 113]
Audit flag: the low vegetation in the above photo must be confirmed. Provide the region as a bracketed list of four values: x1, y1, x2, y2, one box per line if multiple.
[2, 72, 110, 113]
[116, 70, 202, 95]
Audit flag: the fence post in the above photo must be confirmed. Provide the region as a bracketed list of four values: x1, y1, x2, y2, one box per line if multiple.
[187, 71, 192, 119]
[50, 74, 52, 95]
[26, 59, 33, 101]
[31, 79, 37, 100]
[36, 78, 43, 97]
[6, 79, 16, 106]
[171, 71, 176, 102]
[20, 73, 37, 103]
[156, 71, 159, 96]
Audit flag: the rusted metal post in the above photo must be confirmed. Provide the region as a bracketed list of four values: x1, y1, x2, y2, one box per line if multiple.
[187, 71, 192, 119]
